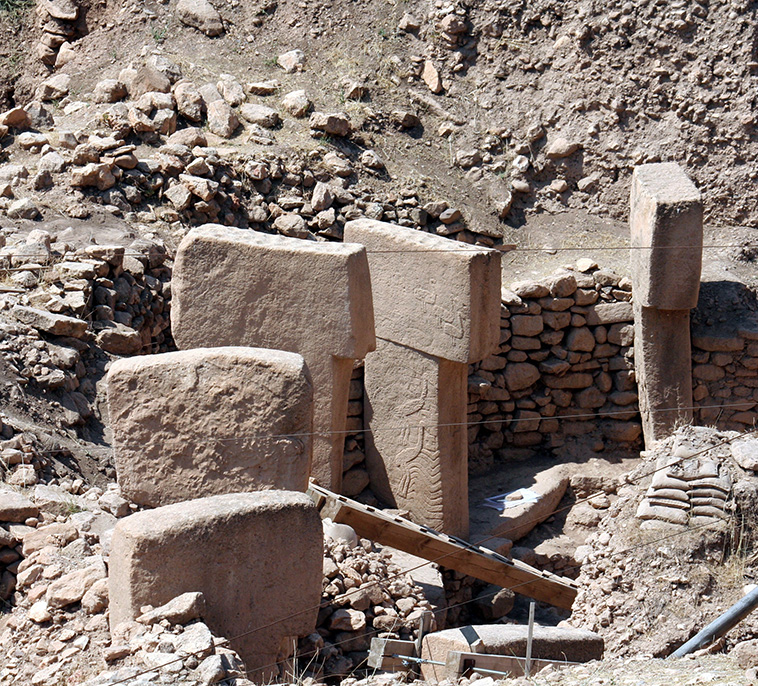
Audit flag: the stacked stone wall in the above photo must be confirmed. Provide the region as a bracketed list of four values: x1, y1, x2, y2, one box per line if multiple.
[342, 364, 369, 497]
[692, 329, 758, 429]
[467, 263, 641, 471]
[308, 260, 758, 499]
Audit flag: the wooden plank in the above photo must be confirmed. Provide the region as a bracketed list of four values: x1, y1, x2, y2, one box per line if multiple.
[367, 637, 416, 671]
[445, 651, 562, 679]
[307, 484, 578, 610]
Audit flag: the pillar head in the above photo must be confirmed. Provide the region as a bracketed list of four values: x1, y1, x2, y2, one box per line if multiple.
[630, 163, 703, 310]
[344, 218, 501, 363]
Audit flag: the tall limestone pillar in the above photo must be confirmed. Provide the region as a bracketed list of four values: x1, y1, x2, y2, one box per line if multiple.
[171, 225, 376, 492]
[630, 163, 703, 445]
[344, 219, 501, 538]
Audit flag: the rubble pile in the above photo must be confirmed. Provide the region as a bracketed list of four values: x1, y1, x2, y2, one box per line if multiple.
[0, 478, 284, 685]
[303, 533, 434, 679]
[2, 233, 172, 356]
[571, 426, 758, 658]
[0, 58, 502, 249]
[0, 231, 172, 448]
[0, 479, 122, 684]
[0, 475, 456, 685]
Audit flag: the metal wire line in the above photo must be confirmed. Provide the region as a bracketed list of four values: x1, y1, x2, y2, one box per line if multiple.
[101, 427, 756, 686]
[17, 401, 751, 457]
[0, 242, 756, 261]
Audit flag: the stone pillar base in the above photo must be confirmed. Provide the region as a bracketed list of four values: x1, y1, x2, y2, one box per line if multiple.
[634, 304, 693, 444]
[364, 338, 468, 538]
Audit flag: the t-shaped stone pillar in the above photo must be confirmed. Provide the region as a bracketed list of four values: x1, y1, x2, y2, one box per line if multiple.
[344, 219, 501, 538]
[171, 225, 376, 492]
[630, 163, 703, 444]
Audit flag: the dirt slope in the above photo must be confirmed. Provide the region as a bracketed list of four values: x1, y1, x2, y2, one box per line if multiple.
[5, 0, 758, 234]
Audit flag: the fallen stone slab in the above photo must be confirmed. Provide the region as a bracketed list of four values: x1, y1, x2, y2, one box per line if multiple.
[420, 624, 603, 682]
[12, 305, 87, 338]
[137, 591, 206, 626]
[469, 465, 569, 542]
[46, 558, 107, 609]
[109, 491, 322, 682]
[108, 347, 313, 507]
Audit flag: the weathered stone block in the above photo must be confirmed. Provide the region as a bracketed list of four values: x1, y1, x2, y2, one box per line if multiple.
[0, 487, 39, 522]
[171, 225, 375, 492]
[692, 333, 745, 352]
[344, 218, 501, 363]
[420, 624, 602, 681]
[630, 163, 702, 310]
[510, 315, 543, 337]
[108, 347, 312, 507]
[584, 302, 633, 326]
[109, 491, 322, 682]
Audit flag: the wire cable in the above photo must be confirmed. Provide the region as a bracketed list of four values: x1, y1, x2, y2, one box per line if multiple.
[24, 401, 755, 456]
[0, 242, 757, 262]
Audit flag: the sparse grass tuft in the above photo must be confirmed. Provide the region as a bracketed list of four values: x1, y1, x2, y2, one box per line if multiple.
[712, 509, 758, 591]
[64, 498, 85, 516]
[151, 25, 168, 44]
[0, 0, 32, 13]
[0, 0, 32, 26]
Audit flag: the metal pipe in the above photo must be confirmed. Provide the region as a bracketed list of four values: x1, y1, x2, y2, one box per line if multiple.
[670, 585, 758, 658]
[525, 601, 536, 678]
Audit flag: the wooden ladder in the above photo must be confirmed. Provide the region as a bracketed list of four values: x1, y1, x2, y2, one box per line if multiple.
[307, 483, 578, 610]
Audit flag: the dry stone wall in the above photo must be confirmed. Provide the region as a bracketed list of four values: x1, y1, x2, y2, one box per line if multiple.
[691, 328, 758, 430]
[468, 263, 641, 471]
[342, 363, 370, 498]
[11, 237, 173, 357]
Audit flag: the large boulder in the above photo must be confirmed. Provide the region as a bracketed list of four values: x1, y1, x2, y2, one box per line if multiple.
[109, 491, 322, 681]
[176, 0, 224, 36]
